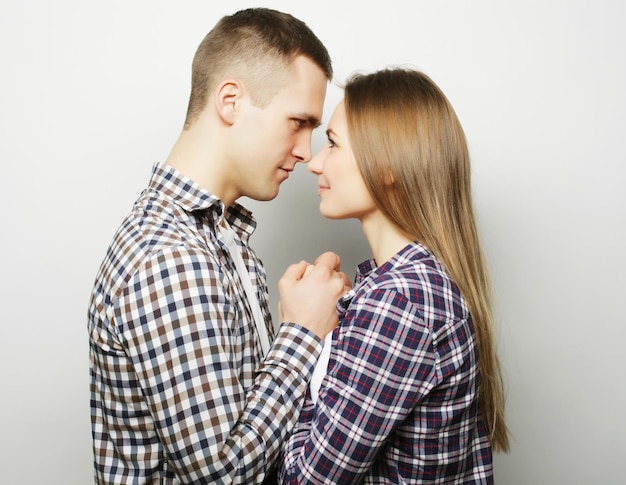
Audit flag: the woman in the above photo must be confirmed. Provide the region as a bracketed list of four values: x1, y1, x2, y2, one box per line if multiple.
[278, 68, 509, 484]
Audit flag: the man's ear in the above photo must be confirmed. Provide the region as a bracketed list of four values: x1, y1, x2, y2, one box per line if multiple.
[214, 80, 241, 125]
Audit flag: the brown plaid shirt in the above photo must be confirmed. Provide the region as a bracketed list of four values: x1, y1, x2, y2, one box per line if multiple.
[88, 163, 321, 484]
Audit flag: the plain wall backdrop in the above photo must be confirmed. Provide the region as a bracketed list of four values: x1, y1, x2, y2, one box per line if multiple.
[1, 1, 624, 483]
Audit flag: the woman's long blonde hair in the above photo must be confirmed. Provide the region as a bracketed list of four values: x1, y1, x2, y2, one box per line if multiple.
[344, 68, 509, 452]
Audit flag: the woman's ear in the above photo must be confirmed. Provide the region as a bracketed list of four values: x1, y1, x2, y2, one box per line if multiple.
[214, 80, 241, 125]
[383, 170, 395, 185]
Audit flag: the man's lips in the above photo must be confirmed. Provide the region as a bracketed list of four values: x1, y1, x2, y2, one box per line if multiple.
[279, 167, 293, 179]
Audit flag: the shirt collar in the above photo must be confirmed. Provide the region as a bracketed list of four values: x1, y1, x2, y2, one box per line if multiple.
[339, 241, 436, 310]
[355, 241, 433, 280]
[149, 162, 257, 239]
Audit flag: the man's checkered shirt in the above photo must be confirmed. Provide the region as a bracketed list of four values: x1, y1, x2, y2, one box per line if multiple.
[88, 163, 321, 484]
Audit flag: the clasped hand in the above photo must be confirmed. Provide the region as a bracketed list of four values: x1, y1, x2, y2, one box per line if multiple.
[278, 252, 351, 339]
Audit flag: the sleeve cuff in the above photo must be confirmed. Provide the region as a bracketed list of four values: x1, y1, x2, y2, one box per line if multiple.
[263, 322, 323, 381]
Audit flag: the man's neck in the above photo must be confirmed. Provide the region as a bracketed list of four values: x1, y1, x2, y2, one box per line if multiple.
[165, 120, 234, 205]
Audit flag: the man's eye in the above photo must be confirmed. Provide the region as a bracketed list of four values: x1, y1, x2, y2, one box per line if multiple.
[293, 119, 305, 128]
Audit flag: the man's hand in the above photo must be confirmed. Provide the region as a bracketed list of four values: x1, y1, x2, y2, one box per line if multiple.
[278, 252, 351, 339]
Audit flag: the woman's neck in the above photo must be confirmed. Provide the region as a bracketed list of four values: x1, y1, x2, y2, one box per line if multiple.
[360, 211, 413, 266]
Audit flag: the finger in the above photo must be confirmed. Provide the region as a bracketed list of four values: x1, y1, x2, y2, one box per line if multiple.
[277, 301, 284, 321]
[314, 251, 341, 271]
[280, 260, 309, 282]
[334, 274, 351, 296]
[303, 263, 314, 276]
[338, 271, 352, 289]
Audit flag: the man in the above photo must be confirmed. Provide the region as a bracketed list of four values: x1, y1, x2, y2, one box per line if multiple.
[88, 8, 346, 484]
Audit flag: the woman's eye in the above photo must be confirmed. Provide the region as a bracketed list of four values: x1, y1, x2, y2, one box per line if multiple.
[327, 138, 336, 148]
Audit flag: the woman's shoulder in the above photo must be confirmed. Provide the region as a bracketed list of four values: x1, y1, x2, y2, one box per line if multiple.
[365, 243, 467, 317]
[373, 242, 451, 286]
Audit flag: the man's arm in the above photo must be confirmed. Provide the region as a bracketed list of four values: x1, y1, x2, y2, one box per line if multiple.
[116, 246, 330, 484]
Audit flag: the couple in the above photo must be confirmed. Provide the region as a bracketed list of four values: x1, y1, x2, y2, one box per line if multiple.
[88, 7, 509, 484]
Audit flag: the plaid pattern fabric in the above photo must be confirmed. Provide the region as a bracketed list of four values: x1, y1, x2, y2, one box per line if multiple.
[279, 242, 493, 484]
[88, 163, 321, 484]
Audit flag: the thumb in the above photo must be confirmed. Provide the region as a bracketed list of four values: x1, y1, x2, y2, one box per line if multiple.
[314, 252, 341, 272]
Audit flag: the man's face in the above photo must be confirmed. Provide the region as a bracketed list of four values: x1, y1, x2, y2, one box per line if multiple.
[226, 55, 328, 202]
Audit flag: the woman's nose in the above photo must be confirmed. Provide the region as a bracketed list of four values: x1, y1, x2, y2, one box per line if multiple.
[308, 147, 325, 174]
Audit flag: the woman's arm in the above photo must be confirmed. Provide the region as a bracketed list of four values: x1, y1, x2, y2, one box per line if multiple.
[280, 287, 438, 484]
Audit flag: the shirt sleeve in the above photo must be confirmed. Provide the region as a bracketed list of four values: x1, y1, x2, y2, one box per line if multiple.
[279, 287, 438, 484]
[114, 246, 321, 484]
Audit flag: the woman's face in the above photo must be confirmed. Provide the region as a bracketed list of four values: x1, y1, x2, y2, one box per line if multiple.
[308, 100, 376, 221]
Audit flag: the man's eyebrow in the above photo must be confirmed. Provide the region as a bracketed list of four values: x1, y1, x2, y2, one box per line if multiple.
[295, 113, 322, 128]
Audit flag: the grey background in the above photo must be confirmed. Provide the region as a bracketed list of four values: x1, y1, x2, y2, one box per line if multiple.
[1, 1, 624, 483]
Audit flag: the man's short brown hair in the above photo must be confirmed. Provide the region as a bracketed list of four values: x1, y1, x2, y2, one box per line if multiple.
[184, 8, 333, 128]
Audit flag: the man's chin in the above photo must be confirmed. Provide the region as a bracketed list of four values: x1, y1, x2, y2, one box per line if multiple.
[248, 188, 280, 203]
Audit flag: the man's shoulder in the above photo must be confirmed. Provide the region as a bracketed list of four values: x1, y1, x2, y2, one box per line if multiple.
[116, 190, 199, 248]
[93, 190, 219, 299]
